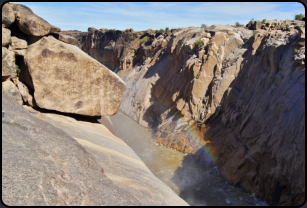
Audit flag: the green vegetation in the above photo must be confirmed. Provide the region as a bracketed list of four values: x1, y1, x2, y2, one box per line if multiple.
[159, 29, 164, 33]
[15, 64, 21, 76]
[294, 48, 299, 54]
[165, 27, 169, 31]
[235, 22, 244, 27]
[135, 49, 138, 54]
[262, 19, 266, 23]
[79, 37, 82, 41]
[142, 36, 148, 43]
[142, 56, 146, 60]
[286, 24, 289, 28]
[295, 13, 305, 20]
[195, 40, 204, 48]
[155, 29, 159, 33]
[131, 35, 136, 40]
[201, 24, 207, 28]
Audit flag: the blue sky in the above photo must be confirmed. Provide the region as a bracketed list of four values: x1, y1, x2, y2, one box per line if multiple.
[10, 2, 305, 32]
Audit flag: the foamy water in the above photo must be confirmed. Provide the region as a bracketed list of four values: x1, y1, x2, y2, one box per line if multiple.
[107, 111, 268, 206]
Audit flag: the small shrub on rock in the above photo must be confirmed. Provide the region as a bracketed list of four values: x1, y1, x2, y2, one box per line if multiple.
[195, 40, 204, 48]
[235, 22, 241, 27]
[262, 19, 266, 23]
[201, 24, 207, 28]
[142, 36, 148, 43]
[15, 65, 21, 76]
[294, 48, 299, 54]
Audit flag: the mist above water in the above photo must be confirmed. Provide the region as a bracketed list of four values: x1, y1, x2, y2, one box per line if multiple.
[104, 111, 268, 206]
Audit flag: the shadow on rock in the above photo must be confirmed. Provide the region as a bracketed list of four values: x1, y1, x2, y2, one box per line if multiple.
[170, 148, 267, 206]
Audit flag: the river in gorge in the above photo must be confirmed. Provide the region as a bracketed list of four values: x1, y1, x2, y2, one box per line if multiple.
[106, 111, 268, 206]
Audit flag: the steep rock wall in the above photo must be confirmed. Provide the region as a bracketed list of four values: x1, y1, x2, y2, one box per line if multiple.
[82, 23, 305, 205]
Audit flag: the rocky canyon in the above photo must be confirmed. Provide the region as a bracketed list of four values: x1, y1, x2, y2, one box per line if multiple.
[2, 2, 305, 206]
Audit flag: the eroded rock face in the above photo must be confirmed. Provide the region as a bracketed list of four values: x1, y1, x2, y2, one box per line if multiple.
[24, 36, 126, 116]
[2, 93, 142, 206]
[82, 24, 305, 206]
[11, 4, 61, 36]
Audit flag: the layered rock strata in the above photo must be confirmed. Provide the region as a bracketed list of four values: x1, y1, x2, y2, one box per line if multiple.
[82, 22, 305, 206]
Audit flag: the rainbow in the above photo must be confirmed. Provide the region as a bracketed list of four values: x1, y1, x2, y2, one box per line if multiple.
[155, 107, 218, 165]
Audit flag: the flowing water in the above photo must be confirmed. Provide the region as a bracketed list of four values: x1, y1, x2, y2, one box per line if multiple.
[107, 111, 268, 206]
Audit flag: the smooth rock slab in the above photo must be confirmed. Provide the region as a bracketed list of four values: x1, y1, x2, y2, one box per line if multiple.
[24, 36, 126, 116]
[2, 94, 141, 206]
[26, 107, 189, 206]
[11, 4, 61, 36]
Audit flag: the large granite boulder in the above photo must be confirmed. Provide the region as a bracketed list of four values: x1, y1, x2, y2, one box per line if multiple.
[10, 36, 28, 49]
[11, 4, 61, 36]
[24, 36, 126, 116]
[2, 47, 16, 80]
[2, 3, 15, 27]
[2, 93, 141, 206]
[2, 27, 11, 46]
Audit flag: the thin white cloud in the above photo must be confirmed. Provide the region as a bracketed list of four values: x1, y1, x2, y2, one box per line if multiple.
[11, 2, 305, 31]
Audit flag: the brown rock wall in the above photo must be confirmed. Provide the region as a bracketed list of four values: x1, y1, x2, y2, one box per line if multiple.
[82, 24, 305, 205]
